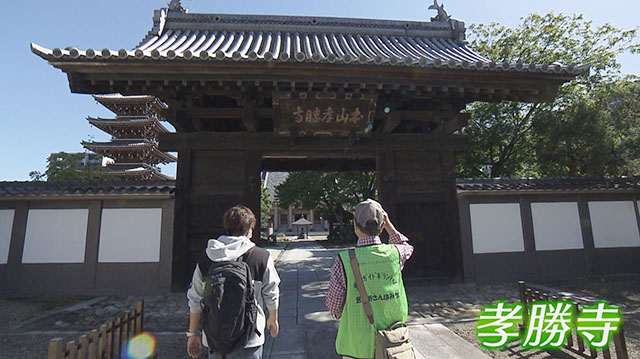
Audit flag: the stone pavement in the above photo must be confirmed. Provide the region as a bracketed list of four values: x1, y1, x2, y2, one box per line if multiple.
[261, 239, 490, 359]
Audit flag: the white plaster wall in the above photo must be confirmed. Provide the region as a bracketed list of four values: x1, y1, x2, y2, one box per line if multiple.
[22, 209, 88, 263]
[589, 201, 640, 248]
[470, 203, 524, 254]
[0, 209, 15, 264]
[98, 208, 162, 263]
[531, 202, 583, 251]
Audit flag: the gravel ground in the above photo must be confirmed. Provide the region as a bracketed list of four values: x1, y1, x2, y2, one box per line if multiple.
[0, 296, 88, 332]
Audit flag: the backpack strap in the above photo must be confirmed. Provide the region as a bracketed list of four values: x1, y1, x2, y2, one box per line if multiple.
[198, 248, 254, 272]
[241, 247, 253, 262]
[197, 252, 212, 275]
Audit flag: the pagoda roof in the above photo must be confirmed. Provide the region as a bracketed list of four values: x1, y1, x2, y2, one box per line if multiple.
[104, 163, 174, 181]
[87, 116, 171, 133]
[30, 7, 588, 77]
[93, 94, 168, 114]
[82, 139, 177, 163]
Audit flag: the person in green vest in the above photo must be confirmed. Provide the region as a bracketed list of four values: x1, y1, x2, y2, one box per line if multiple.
[326, 199, 414, 359]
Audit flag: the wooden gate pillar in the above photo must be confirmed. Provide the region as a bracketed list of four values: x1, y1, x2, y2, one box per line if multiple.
[172, 147, 261, 289]
[376, 148, 462, 279]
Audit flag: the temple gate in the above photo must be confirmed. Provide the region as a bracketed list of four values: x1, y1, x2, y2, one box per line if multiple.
[32, 2, 585, 288]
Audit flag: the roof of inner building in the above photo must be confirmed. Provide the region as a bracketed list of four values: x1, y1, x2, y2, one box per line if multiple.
[264, 172, 289, 200]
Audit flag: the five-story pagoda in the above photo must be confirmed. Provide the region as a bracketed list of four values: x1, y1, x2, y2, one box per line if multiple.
[83, 94, 177, 180]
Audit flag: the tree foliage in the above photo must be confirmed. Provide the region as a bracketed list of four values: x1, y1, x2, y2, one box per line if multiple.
[275, 172, 377, 225]
[457, 13, 639, 178]
[533, 79, 640, 176]
[30, 152, 107, 181]
[260, 180, 273, 230]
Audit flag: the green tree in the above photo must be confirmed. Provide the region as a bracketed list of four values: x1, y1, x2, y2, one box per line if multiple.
[457, 13, 638, 178]
[32, 152, 107, 181]
[533, 78, 640, 176]
[275, 172, 376, 226]
[260, 180, 273, 231]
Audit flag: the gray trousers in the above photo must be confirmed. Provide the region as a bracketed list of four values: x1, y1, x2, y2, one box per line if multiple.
[208, 345, 263, 359]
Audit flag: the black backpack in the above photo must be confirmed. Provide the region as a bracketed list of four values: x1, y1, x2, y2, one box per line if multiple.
[198, 249, 258, 355]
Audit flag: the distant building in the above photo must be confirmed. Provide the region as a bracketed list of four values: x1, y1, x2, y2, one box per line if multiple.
[48, 151, 103, 167]
[264, 172, 329, 233]
[46, 152, 106, 179]
[83, 94, 176, 180]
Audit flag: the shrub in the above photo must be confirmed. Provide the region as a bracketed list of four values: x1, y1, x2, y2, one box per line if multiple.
[327, 222, 356, 244]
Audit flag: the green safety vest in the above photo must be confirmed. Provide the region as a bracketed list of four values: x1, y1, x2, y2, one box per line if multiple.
[336, 244, 408, 359]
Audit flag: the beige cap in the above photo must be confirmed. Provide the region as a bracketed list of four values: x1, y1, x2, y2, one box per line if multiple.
[354, 199, 385, 232]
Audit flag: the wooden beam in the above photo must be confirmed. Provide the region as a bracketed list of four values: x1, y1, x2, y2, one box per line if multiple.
[378, 109, 462, 133]
[381, 113, 402, 133]
[186, 107, 242, 118]
[261, 158, 376, 171]
[158, 132, 469, 152]
[184, 107, 272, 119]
[58, 61, 572, 104]
[240, 99, 257, 132]
[443, 113, 470, 133]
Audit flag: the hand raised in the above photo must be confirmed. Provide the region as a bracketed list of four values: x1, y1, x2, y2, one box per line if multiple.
[383, 212, 398, 235]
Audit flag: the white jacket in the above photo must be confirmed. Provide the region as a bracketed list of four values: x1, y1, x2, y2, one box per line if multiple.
[187, 235, 280, 348]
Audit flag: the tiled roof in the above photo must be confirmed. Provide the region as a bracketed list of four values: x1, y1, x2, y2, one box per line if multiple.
[104, 164, 174, 181]
[0, 181, 175, 198]
[82, 140, 178, 163]
[30, 8, 588, 76]
[456, 177, 640, 192]
[264, 172, 289, 200]
[87, 117, 171, 133]
[93, 94, 168, 109]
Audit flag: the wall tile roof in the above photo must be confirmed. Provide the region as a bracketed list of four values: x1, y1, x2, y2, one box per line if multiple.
[2, 177, 636, 198]
[0, 181, 175, 197]
[456, 177, 640, 192]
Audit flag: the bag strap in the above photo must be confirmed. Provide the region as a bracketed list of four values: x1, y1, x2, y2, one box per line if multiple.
[197, 252, 211, 274]
[348, 249, 375, 327]
[198, 247, 254, 272]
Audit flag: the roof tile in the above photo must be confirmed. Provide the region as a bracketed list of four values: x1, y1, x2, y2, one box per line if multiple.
[0, 180, 175, 197]
[456, 177, 640, 192]
[29, 9, 589, 75]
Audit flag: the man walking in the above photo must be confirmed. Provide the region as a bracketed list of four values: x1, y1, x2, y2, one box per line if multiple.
[187, 205, 281, 359]
[326, 199, 414, 359]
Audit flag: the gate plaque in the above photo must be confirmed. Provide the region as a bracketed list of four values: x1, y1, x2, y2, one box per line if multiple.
[273, 91, 377, 137]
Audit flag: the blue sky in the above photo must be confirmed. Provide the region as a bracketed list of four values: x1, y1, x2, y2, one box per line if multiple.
[1, 0, 638, 181]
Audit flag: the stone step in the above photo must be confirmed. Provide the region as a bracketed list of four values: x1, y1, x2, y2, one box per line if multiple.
[410, 323, 491, 359]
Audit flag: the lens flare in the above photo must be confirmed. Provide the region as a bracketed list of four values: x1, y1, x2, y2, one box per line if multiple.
[125, 332, 156, 359]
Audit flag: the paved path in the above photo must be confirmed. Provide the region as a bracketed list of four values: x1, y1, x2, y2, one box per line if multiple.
[262, 240, 490, 359]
